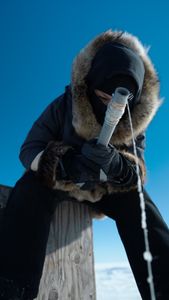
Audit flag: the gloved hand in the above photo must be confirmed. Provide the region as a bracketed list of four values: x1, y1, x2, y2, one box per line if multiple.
[61, 148, 100, 183]
[81, 138, 121, 175]
[36, 141, 70, 188]
[81, 138, 138, 186]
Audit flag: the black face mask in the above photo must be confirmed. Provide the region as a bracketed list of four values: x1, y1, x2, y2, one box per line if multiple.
[85, 42, 145, 125]
[87, 74, 138, 125]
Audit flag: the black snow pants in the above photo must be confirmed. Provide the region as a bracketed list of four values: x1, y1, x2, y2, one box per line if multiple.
[0, 170, 169, 300]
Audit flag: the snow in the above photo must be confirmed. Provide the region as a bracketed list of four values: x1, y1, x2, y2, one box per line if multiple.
[95, 262, 141, 300]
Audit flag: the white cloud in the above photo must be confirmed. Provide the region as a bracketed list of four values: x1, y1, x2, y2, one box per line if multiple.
[94, 262, 141, 300]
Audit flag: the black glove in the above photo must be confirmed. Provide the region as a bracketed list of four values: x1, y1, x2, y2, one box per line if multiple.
[81, 138, 138, 185]
[81, 139, 122, 175]
[61, 148, 100, 183]
[36, 141, 70, 188]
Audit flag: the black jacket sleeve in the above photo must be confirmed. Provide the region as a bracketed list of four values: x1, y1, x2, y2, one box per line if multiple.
[19, 94, 65, 169]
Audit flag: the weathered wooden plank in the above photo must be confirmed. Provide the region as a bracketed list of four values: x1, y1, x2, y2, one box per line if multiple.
[0, 185, 96, 300]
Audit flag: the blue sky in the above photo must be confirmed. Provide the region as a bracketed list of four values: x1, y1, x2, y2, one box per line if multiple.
[1, 0, 169, 263]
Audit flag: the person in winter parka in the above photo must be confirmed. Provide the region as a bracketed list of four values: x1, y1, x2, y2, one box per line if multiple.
[0, 29, 169, 300]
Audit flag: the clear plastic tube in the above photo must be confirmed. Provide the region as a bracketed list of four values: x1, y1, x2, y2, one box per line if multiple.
[97, 87, 130, 147]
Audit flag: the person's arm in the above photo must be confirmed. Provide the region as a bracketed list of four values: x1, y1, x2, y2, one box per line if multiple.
[19, 95, 64, 170]
[19, 93, 74, 188]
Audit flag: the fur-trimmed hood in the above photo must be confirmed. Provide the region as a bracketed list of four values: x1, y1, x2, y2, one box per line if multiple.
[71, 29, 161, 146]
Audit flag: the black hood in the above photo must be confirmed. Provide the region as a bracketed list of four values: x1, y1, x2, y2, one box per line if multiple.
[86, 42, 145, 98]
[85, 42, 145, 124]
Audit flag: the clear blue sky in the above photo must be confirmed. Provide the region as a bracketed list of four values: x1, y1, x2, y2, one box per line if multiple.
[1, 0, 169, 263]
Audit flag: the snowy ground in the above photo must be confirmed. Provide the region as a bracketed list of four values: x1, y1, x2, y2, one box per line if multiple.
[95, 262, 141, 300]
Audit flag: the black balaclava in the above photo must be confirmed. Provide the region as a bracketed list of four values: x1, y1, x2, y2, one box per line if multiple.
[85, 42, 145, 125]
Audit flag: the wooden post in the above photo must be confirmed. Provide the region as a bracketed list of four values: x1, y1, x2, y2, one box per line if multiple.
[0, 185, 96, 300]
